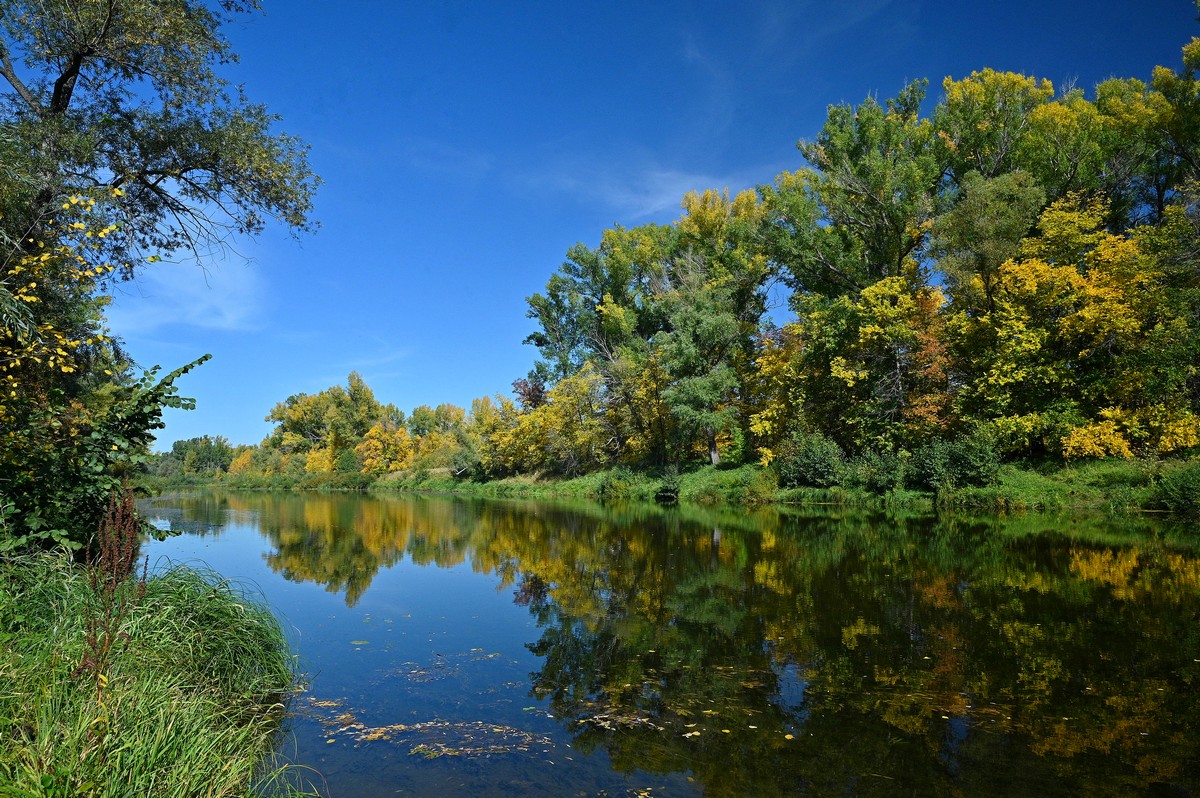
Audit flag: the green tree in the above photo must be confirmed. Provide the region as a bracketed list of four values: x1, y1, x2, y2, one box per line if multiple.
[0, 1, 317, 547]
[930, 170, 1045, 313]
[934, 68, 1055, 182]
[0, 0, 317, 270]
[264, 372, 383, 469]
[174, 434, 234, 475]
[762, 80, 946, 299]
[524, 224, 672, 382]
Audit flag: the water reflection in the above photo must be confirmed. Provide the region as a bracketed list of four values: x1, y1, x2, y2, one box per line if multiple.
[147, 492, 1200, 797]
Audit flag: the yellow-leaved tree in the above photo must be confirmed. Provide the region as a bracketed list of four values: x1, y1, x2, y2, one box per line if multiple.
[951, 195, 1199, 457]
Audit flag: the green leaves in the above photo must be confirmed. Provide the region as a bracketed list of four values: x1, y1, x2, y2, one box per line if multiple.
[0, 355, 210, 549]
[0, 0, 318, 270]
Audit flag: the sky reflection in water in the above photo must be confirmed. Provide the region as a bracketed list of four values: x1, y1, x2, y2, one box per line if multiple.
[142, 492, 1200, 797]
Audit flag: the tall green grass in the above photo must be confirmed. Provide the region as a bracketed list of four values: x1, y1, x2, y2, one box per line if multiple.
[0, 554, 316, 797]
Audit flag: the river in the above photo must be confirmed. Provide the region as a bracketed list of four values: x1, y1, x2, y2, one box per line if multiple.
[141, 491, 1200, 797]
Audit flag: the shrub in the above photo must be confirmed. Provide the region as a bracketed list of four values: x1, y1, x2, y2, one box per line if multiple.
[597, 467, 635, 500]
[655, 465, 680, 504]
[845, 449, 908, 494]
[775, 431, 846, 488]
[912, 432, 1001, 491]
[1154, 461, 1200, 515]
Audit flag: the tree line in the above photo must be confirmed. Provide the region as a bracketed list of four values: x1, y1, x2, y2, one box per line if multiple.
[185, 39, 1200, 490]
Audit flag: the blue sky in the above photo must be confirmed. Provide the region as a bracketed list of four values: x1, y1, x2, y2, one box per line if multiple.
[104, 0, 1198, 449]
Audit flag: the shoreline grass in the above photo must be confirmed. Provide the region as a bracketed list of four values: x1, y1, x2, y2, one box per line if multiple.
[0, 553, 316, 797]
[136, 456, 1200, 520]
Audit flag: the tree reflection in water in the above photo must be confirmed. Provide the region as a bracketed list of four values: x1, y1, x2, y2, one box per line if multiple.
[155, 492, 1200, 797]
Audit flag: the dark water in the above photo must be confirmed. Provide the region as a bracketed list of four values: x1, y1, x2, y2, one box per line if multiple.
[140, 492, 1200, 797]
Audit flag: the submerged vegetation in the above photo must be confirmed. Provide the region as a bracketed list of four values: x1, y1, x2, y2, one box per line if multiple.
[151, 37, 1200, 511]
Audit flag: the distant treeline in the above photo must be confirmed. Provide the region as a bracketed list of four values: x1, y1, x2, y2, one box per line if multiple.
[155, 42, 1200, 495]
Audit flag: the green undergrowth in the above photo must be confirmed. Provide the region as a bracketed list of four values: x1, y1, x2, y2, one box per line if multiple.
[940, 458, 1170, 512]
[139, 456, 1200, 518]
[0, 554, 317, 798]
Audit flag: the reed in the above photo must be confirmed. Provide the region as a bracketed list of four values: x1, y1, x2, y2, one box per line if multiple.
[0, 551, 318, 797]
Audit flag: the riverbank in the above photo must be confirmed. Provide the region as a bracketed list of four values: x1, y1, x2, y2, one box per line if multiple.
[141, 457, 1200, 517]
[0, 553, 314, 797]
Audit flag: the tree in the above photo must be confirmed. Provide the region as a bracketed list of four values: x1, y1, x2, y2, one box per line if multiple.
[951, 195, 1199, 457]
[355, 421, 414, 475]
[763, 80, 946, 299]
[930, 170, 1045, 313]
[0, 1, 317, 547]
[793, 270, 953, 452]
[524, 224, 673, 382]
[934, 69, 1054, 182]
[264, 372, 382, 468]
[173, 434, 234, 475]
[0, 0, 317, 270]
[655, 259, 744, 465]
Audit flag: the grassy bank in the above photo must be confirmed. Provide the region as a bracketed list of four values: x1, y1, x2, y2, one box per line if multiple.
[0, 553, 313, 797]
[139, 457, 1200, 518]
[371, 458, 1198, 515]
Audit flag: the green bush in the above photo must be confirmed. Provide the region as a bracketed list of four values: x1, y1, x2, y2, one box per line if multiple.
[1, 358, 209, 552]
[775, 431, 846, 488]
[912, 433, 1001, 491]
[845, 449, 908, 494]
[655, 465, 681, 504]
[678, 464, 777, 505]
[1154, 461, 1200, 515]
[597, 467, 636, 500]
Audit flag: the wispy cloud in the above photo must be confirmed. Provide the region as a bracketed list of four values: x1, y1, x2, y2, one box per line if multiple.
[786, 0, 900, 51]
[522, 156, 763, 221]
[104, 260, 264, 336]
[678, 33, 739, 142]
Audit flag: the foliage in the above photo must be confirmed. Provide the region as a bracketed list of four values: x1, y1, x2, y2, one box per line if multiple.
[156, 39, 1200, 493]
[911, 431, 1002, 491]
[774, 430, 846, 488]
[1153, 460, 1200, 515]
[1, 2, 319, 551]
[844, 448, 909, 494]
[0, 0, 317, 271]
[1, 354, 209, 550]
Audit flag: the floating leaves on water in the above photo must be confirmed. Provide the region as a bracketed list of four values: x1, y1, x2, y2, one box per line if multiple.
[303, 697, 554, 759]
[576, 711, 663, 732]
[389, 649, 512, 683]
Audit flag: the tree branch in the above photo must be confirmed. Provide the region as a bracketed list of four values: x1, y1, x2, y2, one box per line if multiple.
[0, 41, 43, 112]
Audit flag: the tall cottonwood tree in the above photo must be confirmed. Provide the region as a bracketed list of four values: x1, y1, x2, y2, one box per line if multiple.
[0, 0, 317, 270]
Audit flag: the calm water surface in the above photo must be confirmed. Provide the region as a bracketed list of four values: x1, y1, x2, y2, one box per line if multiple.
[141, 492, 1200, 797]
